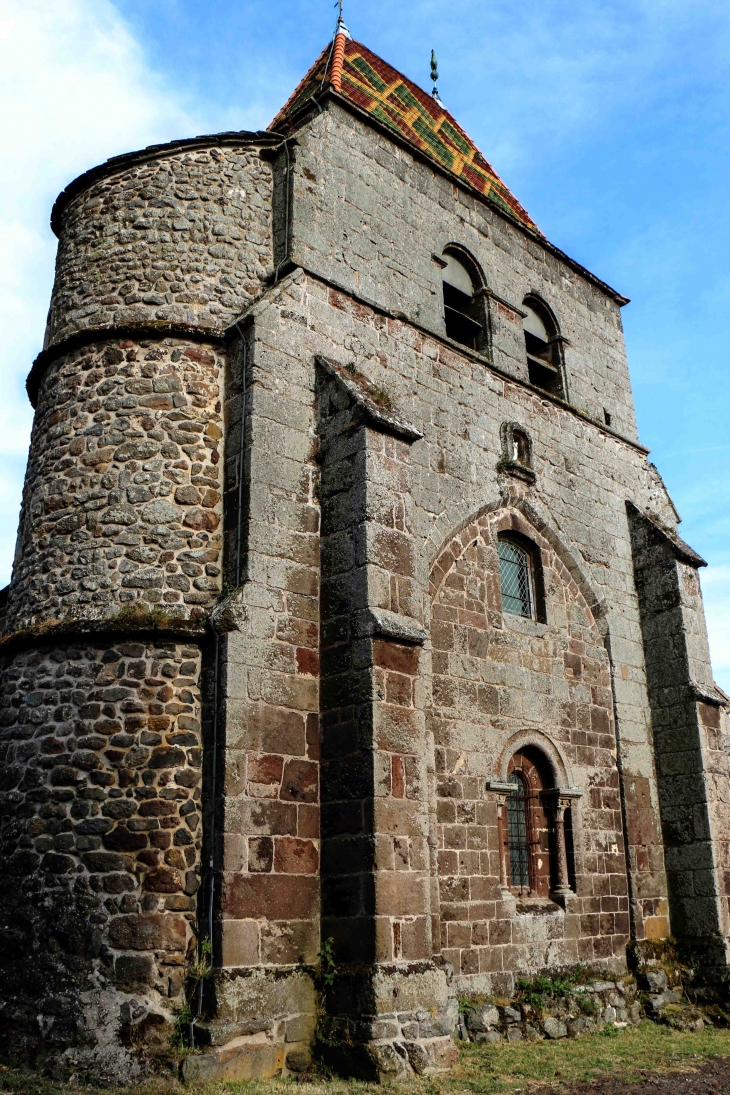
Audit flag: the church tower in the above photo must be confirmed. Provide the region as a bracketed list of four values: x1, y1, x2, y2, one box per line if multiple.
[1, 22, 728, 1083]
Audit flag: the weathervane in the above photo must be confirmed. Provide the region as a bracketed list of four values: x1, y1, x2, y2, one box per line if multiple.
[431, 49, 443, 104]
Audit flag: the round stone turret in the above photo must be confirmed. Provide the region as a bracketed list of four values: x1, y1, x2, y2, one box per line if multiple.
[0, 130, 277, 1082]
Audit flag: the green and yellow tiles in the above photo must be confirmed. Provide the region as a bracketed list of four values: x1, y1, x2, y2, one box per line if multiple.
[269, 38, 540, 235]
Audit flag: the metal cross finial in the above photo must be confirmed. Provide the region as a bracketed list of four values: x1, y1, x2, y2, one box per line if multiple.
[431, 49, 443, 103]
[334, 0, 349, 36]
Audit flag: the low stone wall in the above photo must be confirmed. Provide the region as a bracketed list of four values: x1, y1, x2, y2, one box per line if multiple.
[460, 979, 640, 1044]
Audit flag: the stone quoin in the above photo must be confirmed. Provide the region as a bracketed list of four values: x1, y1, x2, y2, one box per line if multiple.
[1, 26, 729, 1085]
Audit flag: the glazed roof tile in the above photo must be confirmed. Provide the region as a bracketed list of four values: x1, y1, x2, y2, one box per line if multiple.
[269, 38, 540, 235]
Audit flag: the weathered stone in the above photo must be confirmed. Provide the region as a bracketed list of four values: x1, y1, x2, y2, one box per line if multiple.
[465, 1004, 500, 1032]
[181, 1043, 285, 1083]
[543, 1017, 568, 1040]
[2, 29, 730, 1088]
[644, 969, 668, 993]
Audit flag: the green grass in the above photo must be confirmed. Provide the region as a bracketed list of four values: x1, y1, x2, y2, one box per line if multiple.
[1, 1022, 729, 1095]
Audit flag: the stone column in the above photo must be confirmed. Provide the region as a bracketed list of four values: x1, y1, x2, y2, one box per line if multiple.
[316, 357, 456, 1080]
[486, 780, 516, 896]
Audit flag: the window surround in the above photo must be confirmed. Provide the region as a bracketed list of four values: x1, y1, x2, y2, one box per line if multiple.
[439, 245, 489, 354]
[487, 748, 581, 903]
[497, 531, 546, 624]
[522, 294, 568, 400]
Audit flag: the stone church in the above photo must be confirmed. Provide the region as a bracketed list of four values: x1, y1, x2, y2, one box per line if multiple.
[0, 22, 729, 1084]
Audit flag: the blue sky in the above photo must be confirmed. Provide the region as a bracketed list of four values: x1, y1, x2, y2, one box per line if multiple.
[0, 0, 728, 685]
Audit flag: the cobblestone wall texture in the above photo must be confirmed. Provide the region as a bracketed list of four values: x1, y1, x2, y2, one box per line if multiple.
[0, 639, 202, 1079]
[8, 337, 224, 631]
[46, 143, 273, 347]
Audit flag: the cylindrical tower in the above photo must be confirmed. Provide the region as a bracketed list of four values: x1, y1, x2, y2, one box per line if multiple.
[0, 131, 278, 1082]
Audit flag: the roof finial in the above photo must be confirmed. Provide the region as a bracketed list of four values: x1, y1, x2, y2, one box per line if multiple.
[431, 49, 443, 105]
[330, 0, 349, 92]
[334, 0, 350, 38]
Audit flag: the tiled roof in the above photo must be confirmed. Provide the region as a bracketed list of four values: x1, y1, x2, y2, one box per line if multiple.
[269, 38, 540, 235]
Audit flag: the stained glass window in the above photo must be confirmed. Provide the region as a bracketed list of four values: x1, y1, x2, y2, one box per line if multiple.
[507, 771, 531, 890]
[498, 538, 533, 618]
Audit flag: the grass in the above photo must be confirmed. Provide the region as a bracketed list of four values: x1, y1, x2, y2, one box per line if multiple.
[1, 1023, 729, 1095]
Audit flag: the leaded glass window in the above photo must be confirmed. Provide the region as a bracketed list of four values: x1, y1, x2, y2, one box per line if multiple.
[507, 772, 531, 890]
[498, 538, 533, 618]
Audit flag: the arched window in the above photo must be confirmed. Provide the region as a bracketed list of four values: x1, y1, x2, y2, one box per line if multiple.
[506, 771, 531, 891]
[502, 748, 573, 899]
[498, 538, 534, 619]
[523, 298, 563, 397]
[442, 250, 486, 351]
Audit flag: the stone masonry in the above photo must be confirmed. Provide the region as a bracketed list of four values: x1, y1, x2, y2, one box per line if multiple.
[0, 32, 728, 1085]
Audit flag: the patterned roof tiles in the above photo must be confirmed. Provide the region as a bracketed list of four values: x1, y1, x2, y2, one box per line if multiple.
[269, 38, 540, 236]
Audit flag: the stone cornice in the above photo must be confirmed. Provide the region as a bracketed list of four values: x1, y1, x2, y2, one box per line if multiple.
[0, 611, 207, 658]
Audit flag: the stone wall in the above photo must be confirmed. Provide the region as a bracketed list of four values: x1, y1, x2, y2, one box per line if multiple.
[248, 266, 671, 952]
[288, 104, 639, 442]
[46, 141, 275, 347]
[8, 337, 224, 631]
[3, 79, 729, 1085]
[0, 638, 203, 1081]
[431, 507, 628, 991]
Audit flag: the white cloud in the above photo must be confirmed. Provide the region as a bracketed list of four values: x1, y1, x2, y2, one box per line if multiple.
[0, 0, 199, 583]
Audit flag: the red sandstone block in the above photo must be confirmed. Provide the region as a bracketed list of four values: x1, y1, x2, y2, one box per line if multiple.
[373, 640, 420, 675]
[274, 836, 319, 874]
[223, 874, 318, 921]
[248, 837, 273, 873]
[246, 799, 298, 836]
[305, 713, 320, 760]
[297, 804, 320, 838]
[461, 949, 479, 975]
[296, 647, 319, 676]
[280, 759, 318, 802]
[401, 915, 429, 960]
[385, 672, 413, 706]
[391, 755, 405, 799]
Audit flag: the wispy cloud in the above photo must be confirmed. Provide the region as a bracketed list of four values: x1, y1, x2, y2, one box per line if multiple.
[0, 0, 199, 580]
